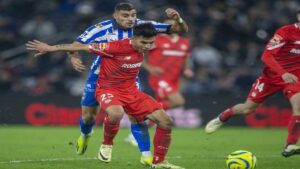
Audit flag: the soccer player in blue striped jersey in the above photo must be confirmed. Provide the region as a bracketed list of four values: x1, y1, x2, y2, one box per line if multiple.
[69, 2, 188, 165]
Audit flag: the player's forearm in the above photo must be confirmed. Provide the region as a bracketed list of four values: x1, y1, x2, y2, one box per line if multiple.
[67, 41, 82, 56]
[51, 43, 89, 52]
[142, 60, 151, 72]
[261, 53, 287, 75]
[177, 17, 188, 33]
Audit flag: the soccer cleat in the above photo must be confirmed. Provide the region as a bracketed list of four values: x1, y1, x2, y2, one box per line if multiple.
[76, 135, 90, 155]
[140, 156, 153, 166]
[124, 133, 138, 147]
[204, 117, 223, 134]
[151, 160, 185, 169]
[281, 144, 300, 157]
[98, 144, 113, 162]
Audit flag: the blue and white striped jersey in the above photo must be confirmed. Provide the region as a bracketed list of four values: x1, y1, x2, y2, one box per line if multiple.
[76, 19, 171, 82]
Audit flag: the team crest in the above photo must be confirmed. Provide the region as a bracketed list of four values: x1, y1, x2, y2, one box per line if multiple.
[267, 34, 284, 50]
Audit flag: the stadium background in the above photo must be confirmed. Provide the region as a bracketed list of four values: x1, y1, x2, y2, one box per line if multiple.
[0, 0, 299, 127]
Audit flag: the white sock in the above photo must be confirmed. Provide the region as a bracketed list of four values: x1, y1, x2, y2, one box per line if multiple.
[142, 151, 152, 158]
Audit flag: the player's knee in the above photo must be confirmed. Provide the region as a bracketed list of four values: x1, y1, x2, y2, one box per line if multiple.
[292, 104, 300, 115]
[160, 116, 174, 130]
[108, 111, 124, 123]
[82, 112, 97, 123]
[172, 97, 185, 107]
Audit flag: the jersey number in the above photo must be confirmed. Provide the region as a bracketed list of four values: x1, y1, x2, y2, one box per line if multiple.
[254, 80, 264, 92]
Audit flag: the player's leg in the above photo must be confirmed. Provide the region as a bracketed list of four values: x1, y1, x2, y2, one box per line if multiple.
[76, 81, 99, 155]
[282, 90, 300, 157]
[147, 109, 184, 169]
[125, 78, 152, 155]
[205, 99, 260, 134]
[98, 105, 125, 162]
[165, 92, 185, 109]
[127, 116, 153, 166]
[205, 76, 280, 134]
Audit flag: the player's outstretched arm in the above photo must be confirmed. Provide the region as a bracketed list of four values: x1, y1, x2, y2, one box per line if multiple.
[165, 8, 188, 33]
[26, 40, 89, 57]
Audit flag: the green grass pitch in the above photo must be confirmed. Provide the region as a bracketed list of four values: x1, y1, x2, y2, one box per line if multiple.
[0, 126, 299, 169]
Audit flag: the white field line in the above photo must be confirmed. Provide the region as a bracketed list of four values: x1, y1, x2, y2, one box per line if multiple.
[0, 155, 283, 164]
[0, 156, 182, 164]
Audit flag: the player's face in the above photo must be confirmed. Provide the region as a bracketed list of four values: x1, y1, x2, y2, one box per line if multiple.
[114, 9, 137, 29]
[297, 13, 300, 22]
[132, 36, 155, 52]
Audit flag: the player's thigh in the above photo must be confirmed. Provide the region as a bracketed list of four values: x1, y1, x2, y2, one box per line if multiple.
[146, 109, 173, 129]
[106, 105, 125, 121]
[247, 76, 282, 103]
[167, 92, 185, 105]
[289, 92, 300, 115]
[82, 106, 99, 116]
[81, 81, 99, 107]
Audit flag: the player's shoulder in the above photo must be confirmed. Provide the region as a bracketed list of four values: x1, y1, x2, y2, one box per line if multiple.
[94, 20, 113, 29]
[156, 34, 168, 39]
[276, 24, 296, 33]
[179, 36, 190, 42]
[110, 39, 132, 49]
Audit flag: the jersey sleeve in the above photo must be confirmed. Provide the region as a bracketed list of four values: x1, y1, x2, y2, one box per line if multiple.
[88, 41, 120, 57]
[185, 39, 191, 60]
[261, 28, 288, 75]
[136, 19, 171, 33]
[76, 21, 111, 44]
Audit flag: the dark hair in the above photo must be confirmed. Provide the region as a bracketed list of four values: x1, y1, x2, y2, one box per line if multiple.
[133, 23, 157, 38]
[115, 2, 135, 11]
[297, 7, 300, 14]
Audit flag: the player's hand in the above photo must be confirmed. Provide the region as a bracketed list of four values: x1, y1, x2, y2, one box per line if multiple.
[282, 73, 298, 84]
[165, 8, 180, 20]
[183, 68, 194, 78]
[26, 40, 54, 57]
[148, 65, 164, 76]
[68, 53, 86, 72]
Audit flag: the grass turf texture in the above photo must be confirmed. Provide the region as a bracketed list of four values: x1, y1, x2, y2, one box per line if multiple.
[0, 126, 299, 169]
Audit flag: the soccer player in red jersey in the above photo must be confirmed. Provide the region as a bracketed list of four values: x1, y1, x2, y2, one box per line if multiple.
[144, 19, 194, 110]
[205, 8, 300, 157]
[26, 23, 184, 169]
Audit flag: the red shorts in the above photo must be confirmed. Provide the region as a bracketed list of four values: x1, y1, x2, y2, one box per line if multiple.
[95, 88, 162, 123]
[149, 79, 179, 101]
[248, 75, 300, 103]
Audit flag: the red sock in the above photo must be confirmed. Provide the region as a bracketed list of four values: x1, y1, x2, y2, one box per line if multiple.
[219, 107, 234, 122]
[286, 115, 300, 145]
[102, 116, 120, 145]
[153, 127, 172, 164]
[160, 100, 171, 110]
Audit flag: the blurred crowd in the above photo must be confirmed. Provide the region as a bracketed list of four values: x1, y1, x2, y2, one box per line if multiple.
[0, 0, 299, 96]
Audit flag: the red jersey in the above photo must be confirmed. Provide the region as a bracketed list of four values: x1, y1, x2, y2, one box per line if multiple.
[89, 39, 143, 93]
[261, 24, 300, 82]
[148, 34, 190, 83]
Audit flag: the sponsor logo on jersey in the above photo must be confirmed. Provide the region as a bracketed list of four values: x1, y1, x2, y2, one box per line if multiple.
[121, 62, 142, 68]
[290, 48, 300, 54]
